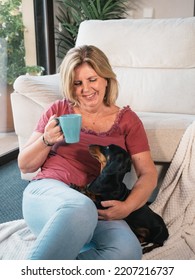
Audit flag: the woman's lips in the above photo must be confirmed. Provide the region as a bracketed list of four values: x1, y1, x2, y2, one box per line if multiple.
[82, 92, 97, 99]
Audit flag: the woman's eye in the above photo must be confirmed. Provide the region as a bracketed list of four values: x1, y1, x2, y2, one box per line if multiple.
[74, 78, 97, 86]
[90, 78, 97, 82]
[74, 81, 81, 86]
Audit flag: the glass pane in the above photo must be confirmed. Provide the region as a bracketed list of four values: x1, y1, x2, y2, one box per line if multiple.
[0, 38, 8, 131]
[0, 0, 25, 133]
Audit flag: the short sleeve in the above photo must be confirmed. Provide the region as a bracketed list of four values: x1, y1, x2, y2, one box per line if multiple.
[35, 99, 70, 133]
[121, 108, 150, 155]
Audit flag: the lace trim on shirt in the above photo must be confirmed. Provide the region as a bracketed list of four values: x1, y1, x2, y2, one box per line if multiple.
[68, 102, 130, 136]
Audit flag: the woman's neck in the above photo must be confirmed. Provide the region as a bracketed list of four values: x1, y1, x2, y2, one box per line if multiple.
[76, 103, 108, 115]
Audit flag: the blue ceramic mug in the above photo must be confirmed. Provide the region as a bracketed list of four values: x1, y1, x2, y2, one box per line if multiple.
[56, 114, 82, 143]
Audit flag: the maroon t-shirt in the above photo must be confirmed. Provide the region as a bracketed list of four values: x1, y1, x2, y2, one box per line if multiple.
[33, 99, 149, 187]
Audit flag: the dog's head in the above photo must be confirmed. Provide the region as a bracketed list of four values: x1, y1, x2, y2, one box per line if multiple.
[89, 144, 131, 174]
[87, 144, 131, 203]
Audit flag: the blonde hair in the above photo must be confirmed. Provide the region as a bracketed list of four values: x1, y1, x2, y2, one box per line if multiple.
[59, 45, 118, 106]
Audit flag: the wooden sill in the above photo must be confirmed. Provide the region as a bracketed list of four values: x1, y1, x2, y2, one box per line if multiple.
[0, 149, 19, 166]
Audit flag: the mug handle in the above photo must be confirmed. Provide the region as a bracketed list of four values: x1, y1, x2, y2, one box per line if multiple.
[54, 117, 60, 126]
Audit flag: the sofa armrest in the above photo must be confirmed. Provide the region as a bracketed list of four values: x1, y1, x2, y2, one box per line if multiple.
[13, 74, 62, 107]
[11, 74, 62, 180]
[12, 73, 62, 143]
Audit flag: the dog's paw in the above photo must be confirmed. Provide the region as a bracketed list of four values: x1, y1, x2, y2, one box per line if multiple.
[142, 243, 160, 254]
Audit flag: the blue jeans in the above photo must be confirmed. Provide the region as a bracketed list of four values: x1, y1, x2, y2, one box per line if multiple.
[22, 179, 142, 260]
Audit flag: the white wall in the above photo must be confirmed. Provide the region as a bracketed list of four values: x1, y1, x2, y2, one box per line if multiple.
[128, 0, 194, 19]
[22, 0, 36, 66]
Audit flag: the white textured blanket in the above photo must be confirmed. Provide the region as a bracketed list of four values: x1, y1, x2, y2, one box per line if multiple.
[0, 121, 195, 260]
[143, 120, 195, 260]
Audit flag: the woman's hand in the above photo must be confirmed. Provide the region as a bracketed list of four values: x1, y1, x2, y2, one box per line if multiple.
[98, 200, 130, 220]
[43, 115, 63, 145]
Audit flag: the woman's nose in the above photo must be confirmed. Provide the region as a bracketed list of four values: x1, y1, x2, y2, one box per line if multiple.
[82, 81, 90, 93]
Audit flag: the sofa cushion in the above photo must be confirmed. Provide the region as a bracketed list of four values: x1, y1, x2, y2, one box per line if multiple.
[138, 112, 195, 162]
[114, 67, 195, 115]
[76, 18, 195, 68]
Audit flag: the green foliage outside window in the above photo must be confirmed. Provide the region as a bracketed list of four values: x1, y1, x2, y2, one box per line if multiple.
[55, 0, 129, 59]
[0, 0, 25, 85]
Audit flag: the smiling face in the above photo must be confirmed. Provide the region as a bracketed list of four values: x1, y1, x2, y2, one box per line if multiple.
[73, 63, 108, 111]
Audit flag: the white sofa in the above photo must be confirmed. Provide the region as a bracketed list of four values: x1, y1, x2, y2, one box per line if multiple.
[11, 17, 195, 188]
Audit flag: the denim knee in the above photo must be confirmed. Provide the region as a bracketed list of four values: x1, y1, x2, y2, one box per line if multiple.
[116, 231, 142, 260]
[68, 195, 98, 228]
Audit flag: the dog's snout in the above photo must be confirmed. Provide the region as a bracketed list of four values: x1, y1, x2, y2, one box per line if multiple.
[89, 144, 100, 154]
[89, 145, 107, 171]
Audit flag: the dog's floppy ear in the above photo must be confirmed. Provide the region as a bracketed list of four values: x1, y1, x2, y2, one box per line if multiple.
[102, 156, 131, 175]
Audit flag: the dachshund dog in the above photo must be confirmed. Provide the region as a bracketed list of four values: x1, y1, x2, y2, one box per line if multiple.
[86, 144, 169, 254]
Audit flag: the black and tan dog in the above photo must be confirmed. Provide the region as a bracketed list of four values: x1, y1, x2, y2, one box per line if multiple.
[87, 144, 169, 254]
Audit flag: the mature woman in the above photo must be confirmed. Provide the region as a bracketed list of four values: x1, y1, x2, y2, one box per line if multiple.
[18, 45, 157, 260]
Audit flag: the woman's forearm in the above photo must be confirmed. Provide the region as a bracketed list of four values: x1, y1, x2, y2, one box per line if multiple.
[18, 134, 52, 173]
[18, 116, 63, 174]
[125, 170, 158, 214]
